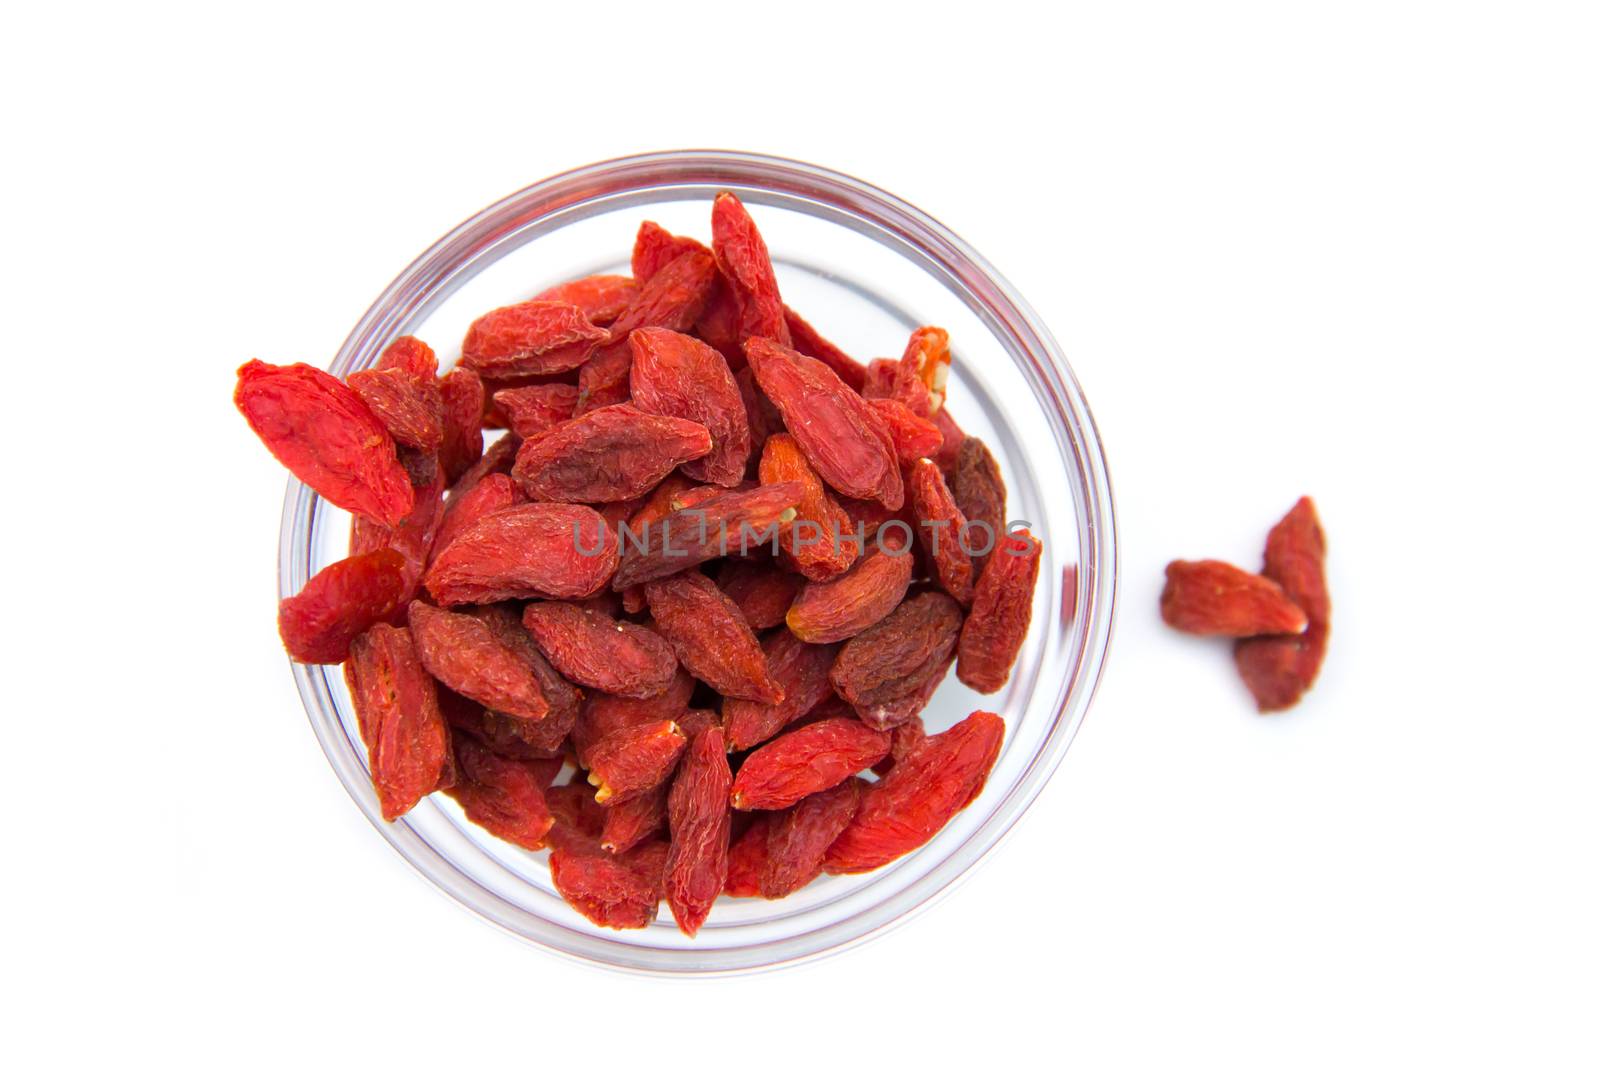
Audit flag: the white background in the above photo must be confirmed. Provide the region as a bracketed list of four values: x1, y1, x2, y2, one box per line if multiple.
[4, 2, 1597, 1063]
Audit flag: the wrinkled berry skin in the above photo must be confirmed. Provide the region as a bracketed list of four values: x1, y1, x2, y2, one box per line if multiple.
[345, 623, 453, 821]
[1234, 497, 1329, 711]
[956, 531, 1042, 694]
[549, 849, 659, 930]
[446, 734, 556, 850]
[1161, 559, 1308, 637]
[762, 778, 862, 898]
[407, 601, 553, 721]
[512, 404, 712, 504]
[644, 571, 783, 702]
[824, 711, 1005, 875]
[628, 327, 751, 487]
[460, 300, 608, 377]
[731, 719, 890, 811]
[235, 360, 413, 526]
[664, 727, 733, 937]
[278, 547, 407, 664]
[424, 503, 618, 604]
[723, 630, 839, 751]
[786, 544, 915, 645]
[831, 591, 964, 710]
[585, 720, 687, 805]
[520, 601, 677, 698]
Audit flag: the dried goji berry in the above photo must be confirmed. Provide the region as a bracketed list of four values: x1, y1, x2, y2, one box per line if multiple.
[871, 717, 926, 777]
[664, 726, 732, 936]
[784, 542, 914, 645]
[460, 300, 608, 377]
[544, 779, 606, 853]
[235, 360, 414, 526]
[1233, 497, 1329, 711]
[521, 600, 677, 698]
[278, 547, 408, 663]
[824, 710, 1004, 874]
[853, 654, 951, 731]
[711, 192, 790, 345]
[643, 571, 784, 702]
[585, 719, 687, 805]
[723, 629, 839, 751]
[512, 403, 711, 504]
[1161, 560, 1308, 637]
[731, 718, 890, 810]
[408, 601, 553, 720]
[473, 604, 582, 747]
[548, 848, 659, 929]
[344, 623, 453, 821]
[762, 777, 862, 898]
[607, 246, 718, 339]
[632, 221, 708, 282]
[572, 669, 696, 768]
[346, 366, 444, 452]
[932, 406, 965, 472]
[831, 591, 963, 711]
[734, 365, 783, 465]
[427, 472, 515, 566]
[950, 436, 1005, 573]
[694, 277, 745, 368]
[611, 481, 804, 589]
[892, 326, 950, 417]
[574, 341, 632, 413]
[746, 338, 903, 510]
[956, 530, 1042, 693]
[351, 458, 446, 612]
[439, 688, 558, 761]
[437, 366, 486, 483]
[909, 458, 976, 605]
[723, 815, 771, 898]
[621, 837, 671, 900]
[375, 335, 438, 377]
[533, 274, 639, 326]
[628, 327, 751, 487]
[783, 305, 868, 392]
[758, 433, 859, 580]
[446, 733, 556, 849]
[424, 502, 617, 604]
[861, 358, 896, 399]
[600, 785, 668, 854]
[716, 561, 805, 631]
[489, 382, 578, 439]
[868, 398, 943, 465]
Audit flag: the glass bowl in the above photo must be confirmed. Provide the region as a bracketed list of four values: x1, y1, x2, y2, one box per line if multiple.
[278, 150, 1116, 975]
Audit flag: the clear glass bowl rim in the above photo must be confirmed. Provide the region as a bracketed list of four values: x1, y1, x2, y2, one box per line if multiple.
[277, 149, 1118, 976]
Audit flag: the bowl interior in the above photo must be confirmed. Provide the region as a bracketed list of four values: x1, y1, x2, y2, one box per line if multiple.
[282, 155, 1114, 974]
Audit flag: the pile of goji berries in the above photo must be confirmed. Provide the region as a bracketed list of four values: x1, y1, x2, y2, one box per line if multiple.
[1160, 497, 1329, 710]
[237, 192, 1040, 935]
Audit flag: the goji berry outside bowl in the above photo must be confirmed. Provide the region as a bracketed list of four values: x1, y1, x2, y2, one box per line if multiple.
[279, 150, 1117, 975]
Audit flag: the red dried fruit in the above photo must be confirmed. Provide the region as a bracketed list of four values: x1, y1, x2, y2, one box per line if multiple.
[1161, 560, 1308, 637]
[861, 358, 896, 399]
[512, 404, 712, 504]
[428, 472, 515, 566]
[621, 838, 671, 899]
[574, 341, 632, 413]
[408, 601, 552, 720]
[607, 247, 718, 339]
[711, 192, 790, 345]
[533, 274, 638, 325]
[472, 604, 583, 747]
[1234, 497, 1329, 711]
[868, 398, 943, 465]
[572, 669, 696, 768]
[824, 711, 1004, 874]
[893, 326, 951, 417]
[853, 654, 951, 731]
[956, 530, 1042, 693]
[424, 502, 617, 604]
[932, 406, 966, 472]
[746, 338, 903, 510]
[460, 300, 608, 377]
[344, 623, 452, 821]
[644, 572, 784, 702]
[783, 305, 867, 392]
[758, 433, 859, 580]
[731, 718, 890, 810]
[375, 335, 439, 378]
[762, 777, 863, 898]
[717, 561, 805, 631]
[235, 360, 414, 526]
[278, 548, 408, 663]
[438, 367, 486, 483]
[664, 726, 733, 936]
[723, 630, 839, 751]
[723, 816, 771, 898]
[734, 365, 783, 465]
[628, 327, 751, 487]
[447, 733, 556, 849]
[909, 458, 976, 605]
[675, 708, 722, 742]
[548, 848, 658, 929]
[694, 278, 745, 368]
[346, 367, 444, 452]
[439, 689, 556, 760]
[521, 601, 677, 698]
[489, 383, 578, 439]
[950, 436, 1006, 572]
[586, 720, 687, 805]
[351, 459, 446, 610]
[872, 717, 926, 776]
[445, 424, 510, 501]
[632, 221, 707, 283]
[611, 481, 804, 589]
[831, 591, 963, 710]
[601, 786, 668, 854]
[785, 542, 915, 645]
[544, 780, 606, 853]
